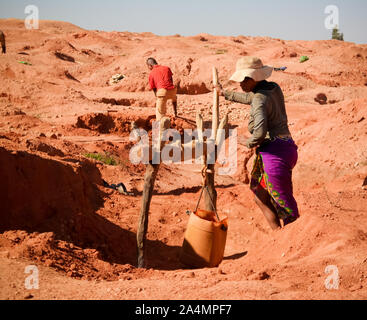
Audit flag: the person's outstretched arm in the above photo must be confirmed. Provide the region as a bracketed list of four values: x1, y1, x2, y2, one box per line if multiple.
[224, 91, 254, 105]
[214, 83, 254, 105]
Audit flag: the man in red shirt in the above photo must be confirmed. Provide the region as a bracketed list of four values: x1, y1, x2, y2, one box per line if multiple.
[147, 57, 178, 121]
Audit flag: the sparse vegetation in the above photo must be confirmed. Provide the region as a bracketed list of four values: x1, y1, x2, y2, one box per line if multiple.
[233, 38, 244, 44]
[215, 49, 227, 55]
[84, 152, 118, 165]
[300, 55, 309, 63]
[332, 26, 344, 41]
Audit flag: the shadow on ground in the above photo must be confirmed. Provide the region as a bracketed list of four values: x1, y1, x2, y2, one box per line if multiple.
[0, 147, 184, 274]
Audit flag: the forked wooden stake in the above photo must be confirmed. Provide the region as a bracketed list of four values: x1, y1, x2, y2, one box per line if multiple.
[137, 117, 171, 268]
[211, 67, 219, 140]
[204, 67, 220, 212]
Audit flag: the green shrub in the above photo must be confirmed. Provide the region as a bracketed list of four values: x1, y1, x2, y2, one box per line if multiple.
[300, 56, 309, 63]
[84, 152, 118, 166]
[332, 27, 344, 41]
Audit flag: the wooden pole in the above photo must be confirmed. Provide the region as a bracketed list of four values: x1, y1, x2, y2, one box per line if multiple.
[196, 112, 206, 165]
[216, 114, 229, 146]
[137, 162, 159, 268]
[196, 112, 204, 143]
[211, 67, 219, 140]
[204, 67, 220, 212]
[136, 117, 170, 268]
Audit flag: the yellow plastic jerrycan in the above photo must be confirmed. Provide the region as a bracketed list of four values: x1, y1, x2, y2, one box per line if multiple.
[179, 209, 228, 268]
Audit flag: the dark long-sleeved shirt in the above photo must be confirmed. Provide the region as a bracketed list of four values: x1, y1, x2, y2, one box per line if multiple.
[224, 80, 291, 148]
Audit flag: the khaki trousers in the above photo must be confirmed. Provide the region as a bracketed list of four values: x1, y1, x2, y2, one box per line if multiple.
[156, 88, 177, 121]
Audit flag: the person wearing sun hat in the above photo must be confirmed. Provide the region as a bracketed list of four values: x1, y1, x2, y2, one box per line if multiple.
[229, 56, 273, 83]
[215, 56, 300, 230]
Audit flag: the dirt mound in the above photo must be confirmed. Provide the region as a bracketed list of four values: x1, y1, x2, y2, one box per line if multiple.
[42, 38, 78, 55]
[1, 18, 367, 299]
[0, 230, 135, 280]
[0, 147, 139, 280]
[26, 139, 65, 157]
[0, 148, 103, 230]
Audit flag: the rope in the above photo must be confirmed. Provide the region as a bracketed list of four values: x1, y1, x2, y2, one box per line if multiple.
[194, 165, 221, 221]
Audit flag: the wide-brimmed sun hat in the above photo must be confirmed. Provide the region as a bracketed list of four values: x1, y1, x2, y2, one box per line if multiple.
[229, 56, 273, 82]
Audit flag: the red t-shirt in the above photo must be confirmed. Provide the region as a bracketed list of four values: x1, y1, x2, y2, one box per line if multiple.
[149, 65, 175, 90]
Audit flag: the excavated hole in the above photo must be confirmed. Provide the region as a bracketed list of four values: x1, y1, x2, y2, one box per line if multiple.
[176, 82, 211, 95]
[95, 97, 134, 106]
[0, 148, 138, 280]
[54, 51, 75, 62]
[75, 112, 196, 136]
[0, 147, 187, 279]
[76, 112, 154, 135]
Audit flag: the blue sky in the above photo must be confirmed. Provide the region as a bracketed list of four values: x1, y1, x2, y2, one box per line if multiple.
[0, 0, 366, 43]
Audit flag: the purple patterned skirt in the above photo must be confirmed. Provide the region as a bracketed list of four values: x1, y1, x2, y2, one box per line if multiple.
[250, 137, 299, 225]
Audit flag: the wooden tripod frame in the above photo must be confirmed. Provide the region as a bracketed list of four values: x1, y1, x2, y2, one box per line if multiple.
[136, 67, 228, 268]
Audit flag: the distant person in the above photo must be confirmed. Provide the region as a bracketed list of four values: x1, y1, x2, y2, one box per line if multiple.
[0, 30, 5, 54]
[146, 57, 178, 121]
[215, 56, 299, 230]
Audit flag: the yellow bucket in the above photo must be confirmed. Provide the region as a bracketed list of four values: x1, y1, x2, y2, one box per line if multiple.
[179, 210, 228, 268]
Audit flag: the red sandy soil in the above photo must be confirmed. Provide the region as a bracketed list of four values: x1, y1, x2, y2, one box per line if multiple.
[0, 18, 367, 300]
